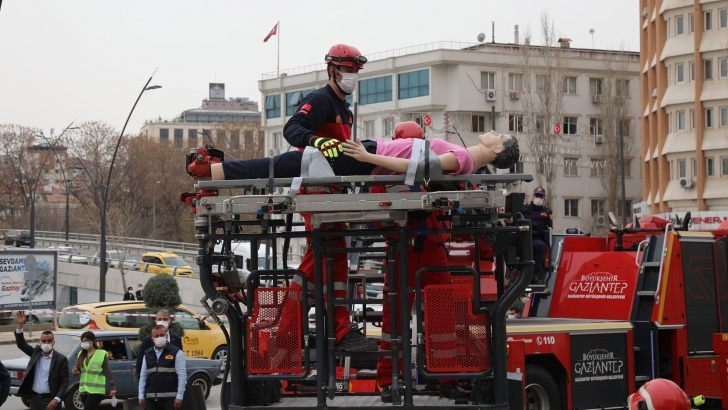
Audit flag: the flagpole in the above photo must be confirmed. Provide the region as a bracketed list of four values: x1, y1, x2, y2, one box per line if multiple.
[277, 21, 280, 78]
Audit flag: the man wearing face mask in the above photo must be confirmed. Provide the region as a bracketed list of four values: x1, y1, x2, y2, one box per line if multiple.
[278, 44, 377, 352]
[136, 310, 183, 376]
[139, 325, 187, 410]
[519, 187, 553, 285]
[14, 311, 69, 410]
[136, 284, 144, 301]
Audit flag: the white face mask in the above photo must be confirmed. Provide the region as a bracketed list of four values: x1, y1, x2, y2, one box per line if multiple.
[81, 342, 91, 350]
[153, 337, 167, 348]
[533, 197, 544, 206]
[507, 314, 517, 319]
[335, 68, 358, 95]
[41, 343, 53, 353]
[156, 320, 169, 329]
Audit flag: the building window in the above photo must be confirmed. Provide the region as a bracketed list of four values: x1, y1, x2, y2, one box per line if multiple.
[383, 118, 394, 137]
[589, 78, 603, 95]
[676, 63, 685, 83]
[676, 15, 684, 35]
[472, 115, 486, 133]
[513, 161, 524, 173]
[265, 94, 281, 118]
[201, 129, 211, 143]
[616, 79, 630, 97]
[481, 72, 496, 90]
[159, 129, 169, 140]
[359, 76, 393, 105]
[537, 161, 545, 174]
[563, 76, 577, 94]
[563, 116, 578, 135]
[590, 118, 603, 136]
[244, 131, 253, 148]
[564, 199, 580, 217]
[564, 157, 579, 176]
[345, 94, 353, 106]
[536, 74, 551, 93]
[230, 131, 239, 149]
[721, 8, 728, 29]
[722, 157, 728, 176]
[721, 107, 728, 127]
[188, 129, 197, 140]
[286, 89, 314, 116]
[677, 111, 686, 130]
[617, 200, 633, 218]
[508, 73, 523, 91]
[689, 61, 695, 82]
[690, 110, 696, 129]
[508, 114, 523, 132]
[706, 11, 713, 30]
[624, 158, 632, 177]
[705, 59, 714, 79]
[708, 157, 715, 177]
[689, 13, 695, 33]
[412, 113, 424, 127]
[273, 132, 283, 149]
[706, 108, 714, 128]
[720, 58, 728, 79]
[590, 158, 605, 177]
[678, 159, 687, 178]
[174, 129, 183, 146]
[619, 119, 631, 136]
[692, 158, 697, 178]
[398, 69, 429, 99]
[591, 199, 606, 217]
[363, 120, 375, 139]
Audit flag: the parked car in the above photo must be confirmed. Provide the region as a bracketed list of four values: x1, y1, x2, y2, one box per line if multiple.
[140, 252, 195, 278]
[56, 301, 228, 368]
[90, 251, 140, 270]
[3, 330, 222, 410]
[3, 229, 31, 247]
[48, 246, 89, 264]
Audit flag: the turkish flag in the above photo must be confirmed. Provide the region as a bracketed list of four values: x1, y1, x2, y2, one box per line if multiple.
[263, 23, 278, 42]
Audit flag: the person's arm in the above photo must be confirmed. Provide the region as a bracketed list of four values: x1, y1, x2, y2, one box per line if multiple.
[101, 355, 116, 391]
[55, 355, 69, 404]
[282, 93, 330, 148]
[172, 334, 183, 349]
[341, 140, 460, 173]
[0, 362, 10, 407]
[138, 356, 148, 400]
[14, 323, 34, 358]
[174, 350, 187, 401]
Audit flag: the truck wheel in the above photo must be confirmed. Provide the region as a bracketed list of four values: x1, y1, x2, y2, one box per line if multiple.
[525, 365, 562, 410]
[64, 384, 84, 410]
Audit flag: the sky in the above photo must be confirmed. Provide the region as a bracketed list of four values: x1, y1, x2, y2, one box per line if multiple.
[0, 0, 641, 135]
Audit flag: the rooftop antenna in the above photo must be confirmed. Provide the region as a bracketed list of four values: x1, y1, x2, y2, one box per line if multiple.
[589, 28, 595, 50]
[492, 21, 495, 43]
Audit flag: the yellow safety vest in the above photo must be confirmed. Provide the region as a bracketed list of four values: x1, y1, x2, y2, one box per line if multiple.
[77, 349, 107, 395]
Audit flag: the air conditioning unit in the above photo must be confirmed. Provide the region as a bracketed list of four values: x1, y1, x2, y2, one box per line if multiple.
[591, 94, 602, 104]
[486, 90, 497, 101]
[679, 177, 694, 188]
[509, 91, 521, 100]
[596, 215, 606, 226]
[595, 135, 605, 144]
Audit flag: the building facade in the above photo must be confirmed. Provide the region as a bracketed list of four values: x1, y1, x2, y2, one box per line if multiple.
[259, 40, 642, 252]
[639, 0, 728, 225]
[140, 83, 261, 148]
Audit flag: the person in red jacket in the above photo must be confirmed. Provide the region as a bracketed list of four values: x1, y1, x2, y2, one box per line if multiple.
[373, 122, 468, 403]
[283, 44, 376, 352]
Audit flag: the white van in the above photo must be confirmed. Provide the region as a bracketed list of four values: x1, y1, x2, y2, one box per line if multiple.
[213, 242, 286, 284]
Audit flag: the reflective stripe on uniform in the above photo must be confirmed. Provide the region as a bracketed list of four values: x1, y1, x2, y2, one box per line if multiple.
[146, 392, 177, 398]
[322, 283, 348, 293]
[292, 276, 315, 290]
[146, 367, 177, 373]
[77, 349, 108, 395]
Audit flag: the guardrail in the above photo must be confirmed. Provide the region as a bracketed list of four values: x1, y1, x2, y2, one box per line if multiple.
[33, 230, 199, 259]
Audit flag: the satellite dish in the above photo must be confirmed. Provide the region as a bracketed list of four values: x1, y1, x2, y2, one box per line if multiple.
[477, 33, 486, 43]
[589, 28, 595, 35]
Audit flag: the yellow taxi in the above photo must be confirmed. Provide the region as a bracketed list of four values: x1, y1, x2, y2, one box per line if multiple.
[139, 252, 195, 278]
[57, 302, 227, 365]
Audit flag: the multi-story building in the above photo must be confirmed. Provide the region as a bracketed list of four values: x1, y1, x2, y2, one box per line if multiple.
[140, 83, 261, 148]
[259, 38, 642, 261]
[638, 0, 728, 228]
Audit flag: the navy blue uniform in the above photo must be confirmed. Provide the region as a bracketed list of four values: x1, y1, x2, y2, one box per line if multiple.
[520, 202, 553, 275]
[283, 84, 353, 148]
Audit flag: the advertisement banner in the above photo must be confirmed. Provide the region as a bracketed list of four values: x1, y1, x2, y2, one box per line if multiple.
[0, 250, 57, 310]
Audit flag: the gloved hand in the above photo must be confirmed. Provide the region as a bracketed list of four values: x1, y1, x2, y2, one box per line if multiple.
[310, 137, 343, 159]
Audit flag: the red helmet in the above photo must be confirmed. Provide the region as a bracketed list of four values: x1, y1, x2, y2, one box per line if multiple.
[628, 379, 692, 410]
[393, 121, 424, 140]
[325, 44, 367, 69]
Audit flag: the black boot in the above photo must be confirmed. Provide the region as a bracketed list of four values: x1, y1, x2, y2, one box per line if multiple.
[335, 324, 378, 352]
[380, 385, 393, 403]
[440, 382, 470, 404]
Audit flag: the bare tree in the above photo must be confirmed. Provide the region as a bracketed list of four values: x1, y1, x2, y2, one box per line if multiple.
[519, 12, 570, 209]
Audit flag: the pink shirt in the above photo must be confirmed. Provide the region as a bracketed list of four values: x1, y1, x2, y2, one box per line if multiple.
[372, 138, 476, 176]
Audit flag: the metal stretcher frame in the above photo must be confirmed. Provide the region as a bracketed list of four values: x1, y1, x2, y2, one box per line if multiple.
[194, 173, 534, 409]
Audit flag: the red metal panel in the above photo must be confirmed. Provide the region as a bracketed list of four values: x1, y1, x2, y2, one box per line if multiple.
[684, 357, 722, 398]
[246, 288, 303, 374]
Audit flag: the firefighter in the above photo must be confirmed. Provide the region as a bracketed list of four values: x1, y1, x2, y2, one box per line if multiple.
[374, 121, 469, 403]
[628, 378, 705, 409]
[281, 44, 376, 352]
[519, 187, 553, 285]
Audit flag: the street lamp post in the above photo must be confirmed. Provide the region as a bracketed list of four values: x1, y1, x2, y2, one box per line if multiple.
[36, 133, 77, 245]
[28, 122, 78, 248]
[98, 78, 161, 302]
[152, 180, 161, 236]
[64, 170, 79, 244]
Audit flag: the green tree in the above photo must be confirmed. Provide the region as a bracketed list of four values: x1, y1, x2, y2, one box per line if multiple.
[138, 274, 185, 339]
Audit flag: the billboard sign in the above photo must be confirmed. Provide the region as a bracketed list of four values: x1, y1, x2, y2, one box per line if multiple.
[0, 250, 57, 310]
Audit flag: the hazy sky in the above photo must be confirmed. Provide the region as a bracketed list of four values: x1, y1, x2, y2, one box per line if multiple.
[0, 0, 640, 135]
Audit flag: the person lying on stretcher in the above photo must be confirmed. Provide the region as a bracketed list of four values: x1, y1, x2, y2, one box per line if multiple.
[187, 125, 519, 180]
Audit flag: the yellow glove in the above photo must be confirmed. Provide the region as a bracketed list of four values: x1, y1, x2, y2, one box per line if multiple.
[311, 137, 343, 159]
